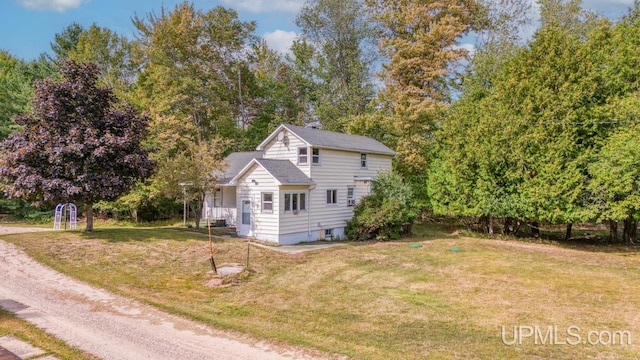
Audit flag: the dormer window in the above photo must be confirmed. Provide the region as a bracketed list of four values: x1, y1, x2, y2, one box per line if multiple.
[312, 148, 320, 165]
[298, 147, 308, 164]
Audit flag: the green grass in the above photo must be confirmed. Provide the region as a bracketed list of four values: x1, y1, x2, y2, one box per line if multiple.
[0, 308, 98, 360]
[3, 224, 640, 359]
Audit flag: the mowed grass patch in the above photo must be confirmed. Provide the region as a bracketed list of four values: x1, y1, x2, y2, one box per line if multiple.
[0, 308, 98, 360]
[4, 226, 640, 359]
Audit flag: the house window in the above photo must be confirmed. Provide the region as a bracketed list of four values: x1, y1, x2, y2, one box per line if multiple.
[299, 193, 306, 210]
[284, 193, 291, 211]
[213, 188, 222, 207]
[284, 192, 306, 212]
[298, 147, 308, 164]
[312, 148, 320, 165]
[360, 153, 367, 168]
[262, 192, 273, 212]
[347, 186, 355, 207]
[326, 189, 338, 205]
[324, 229, 333, 239]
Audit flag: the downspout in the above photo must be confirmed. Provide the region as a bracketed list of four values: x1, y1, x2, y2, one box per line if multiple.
[308, 184, 316, 241]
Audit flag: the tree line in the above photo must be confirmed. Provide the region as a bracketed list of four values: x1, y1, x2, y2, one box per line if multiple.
[429, 1, 640, 243]
[0, 0, 639, 241]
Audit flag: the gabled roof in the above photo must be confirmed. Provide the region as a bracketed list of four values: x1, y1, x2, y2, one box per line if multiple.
[217, 151, 263, 184]
[230, 158, 314, 186]
[257, 124, 396, 156]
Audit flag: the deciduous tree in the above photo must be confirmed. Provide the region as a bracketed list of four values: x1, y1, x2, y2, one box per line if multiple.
[358, 0, 484, 177]
[294, 0, 377, 131]
[0, 60, 154, 231]
[154, 136, 228, 229]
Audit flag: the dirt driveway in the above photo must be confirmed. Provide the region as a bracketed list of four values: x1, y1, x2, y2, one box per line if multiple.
[0, 227, 326, 360]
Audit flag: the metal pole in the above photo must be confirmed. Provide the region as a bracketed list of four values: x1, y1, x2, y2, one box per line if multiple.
[183, 189, 187, 227]
[246, 238, 251, 268]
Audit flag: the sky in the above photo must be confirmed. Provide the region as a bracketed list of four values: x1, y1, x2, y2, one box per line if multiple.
[0, 0, 637, 61]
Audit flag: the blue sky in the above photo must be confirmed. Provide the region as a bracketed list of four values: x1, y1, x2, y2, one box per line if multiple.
[0, 0, 636, 61]
[0, 0, 303, 60]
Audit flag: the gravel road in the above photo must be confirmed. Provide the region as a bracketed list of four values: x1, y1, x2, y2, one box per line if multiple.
[0, 227, 326, 360]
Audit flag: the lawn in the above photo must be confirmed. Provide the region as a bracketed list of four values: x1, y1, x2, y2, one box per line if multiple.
[2, 223, 640, 359]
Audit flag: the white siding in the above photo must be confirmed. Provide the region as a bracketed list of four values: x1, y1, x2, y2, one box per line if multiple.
[279, 185, 312, 236]
[308, 149, 392, 237]
[262, 135, 311, 177]
[235, 164, 280, 241]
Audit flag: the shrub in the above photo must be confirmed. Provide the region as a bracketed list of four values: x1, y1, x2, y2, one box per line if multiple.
[346, 171, 418, 240]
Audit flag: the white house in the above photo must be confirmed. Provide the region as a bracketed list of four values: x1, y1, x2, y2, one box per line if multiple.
[202, 124, 395, 244]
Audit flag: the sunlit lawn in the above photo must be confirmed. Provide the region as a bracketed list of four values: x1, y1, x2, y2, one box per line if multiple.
[3, 223, 640, 359]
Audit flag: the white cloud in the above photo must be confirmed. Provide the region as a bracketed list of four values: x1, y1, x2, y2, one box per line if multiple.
[264, 29, 298, 55]
[17, 0, 86, 12]
[457, 43, 476, 57]
[220, 0, 305, 13]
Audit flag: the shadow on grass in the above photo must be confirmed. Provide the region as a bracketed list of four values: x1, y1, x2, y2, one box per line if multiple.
[80, 227, 219, 243]
[457, 221, 640, 254]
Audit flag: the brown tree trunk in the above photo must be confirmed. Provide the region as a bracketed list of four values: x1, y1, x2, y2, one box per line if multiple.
[85, 203, 94, 232]
[503, 218, 511, 235]
[488, 216, 494, 235]
[564, 223, 572, 241]
[531, 221, 540, 238]
[623, 217, 637, 244]
[480, 216, 488, 233]
[609, 220, 618, 243]
[192, 193, 204, 229]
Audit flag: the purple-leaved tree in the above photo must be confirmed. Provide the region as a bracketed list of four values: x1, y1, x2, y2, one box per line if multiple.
[0, 60, 155, 231]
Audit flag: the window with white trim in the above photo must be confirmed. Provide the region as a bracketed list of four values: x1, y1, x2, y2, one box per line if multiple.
[261, 192, 273, 212]
[284, 192, 306, 212]
[312, 148, 320, 165]
[324, 229, 333, 239]
[298, 147, 308, 164]
[347, 186, 355, 207]
[360, 153, 367, 168]
[326, 189, 338, 205]
[299, 193, 306, 210]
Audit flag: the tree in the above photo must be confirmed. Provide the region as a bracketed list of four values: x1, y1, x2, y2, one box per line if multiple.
[154, 136, 228, 229]
[69, 24, 138, 99]
[356, 0, 484, 177]
[0, 52, 56, 140]
[0, 60, 154, 231]
[50, 23, 85, 61]
[241, 41, 309, 149]
[429, 0, 612, 237]
[133, 2, 257, 150]
[346, 171, 418, 240]
[586, 3, 640, 242]
[589, 121, 640, 243]
[294, 0, 377, 131]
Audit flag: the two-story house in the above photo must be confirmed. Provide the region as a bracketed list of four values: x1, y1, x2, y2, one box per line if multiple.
[203, 124, 395, 244]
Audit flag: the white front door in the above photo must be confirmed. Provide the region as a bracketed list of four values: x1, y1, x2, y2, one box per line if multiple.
[238, 199, 252, 236]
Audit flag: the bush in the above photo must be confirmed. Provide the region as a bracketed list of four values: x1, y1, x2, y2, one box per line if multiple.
[346, 171, 418, 241]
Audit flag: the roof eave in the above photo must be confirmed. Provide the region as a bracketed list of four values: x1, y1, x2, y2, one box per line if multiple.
[228, 158, 260, 185]
[256, 124, 312, 151]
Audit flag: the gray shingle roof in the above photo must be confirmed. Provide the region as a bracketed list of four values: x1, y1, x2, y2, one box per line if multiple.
[282, 125, 395, 155]
[218, 151, 263, 184]
[254, 158, 313, 185]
